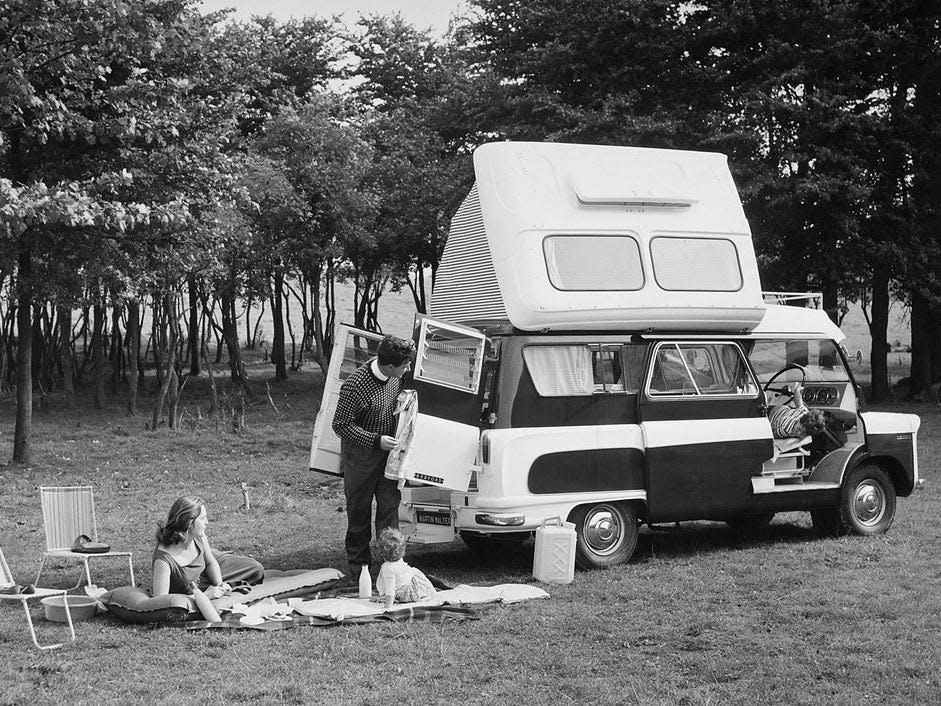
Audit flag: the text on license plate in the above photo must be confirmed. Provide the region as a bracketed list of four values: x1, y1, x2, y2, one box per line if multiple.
[416, 509, 451, 526]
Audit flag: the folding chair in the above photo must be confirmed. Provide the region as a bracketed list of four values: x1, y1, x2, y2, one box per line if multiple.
[35, 486, 135, 589]
[0, 547, 75, 650]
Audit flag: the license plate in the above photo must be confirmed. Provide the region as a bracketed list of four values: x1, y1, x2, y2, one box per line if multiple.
[416, 509, 451, 526]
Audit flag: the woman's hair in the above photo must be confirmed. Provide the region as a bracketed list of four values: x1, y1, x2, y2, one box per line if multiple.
[377, 527, 406, 562]
[797, 408, 827, 437]
[155, 496, 204, 546]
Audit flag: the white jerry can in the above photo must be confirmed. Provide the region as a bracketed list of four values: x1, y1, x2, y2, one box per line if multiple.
[532, 517, 577, 584]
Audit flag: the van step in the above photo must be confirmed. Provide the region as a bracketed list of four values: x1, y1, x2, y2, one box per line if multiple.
[761, 468, 811, 479]
[752, 477, 840, 494]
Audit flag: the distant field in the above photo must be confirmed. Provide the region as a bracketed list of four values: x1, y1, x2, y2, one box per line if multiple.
[253, 281, 911, 382]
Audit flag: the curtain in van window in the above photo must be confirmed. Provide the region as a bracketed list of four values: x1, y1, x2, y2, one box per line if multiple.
[523, 345, 594, 396]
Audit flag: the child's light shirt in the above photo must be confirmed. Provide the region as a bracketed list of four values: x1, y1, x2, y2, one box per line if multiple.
[375, 559, 435, 602]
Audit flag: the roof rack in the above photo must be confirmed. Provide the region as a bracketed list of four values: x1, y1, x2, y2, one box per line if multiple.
[762, 292, 822, 309]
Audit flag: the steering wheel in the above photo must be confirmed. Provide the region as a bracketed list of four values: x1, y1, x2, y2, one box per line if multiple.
[763, 363, 807, 400]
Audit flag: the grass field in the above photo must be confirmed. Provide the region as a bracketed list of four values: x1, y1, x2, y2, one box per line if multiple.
[1, 291, 936, 706]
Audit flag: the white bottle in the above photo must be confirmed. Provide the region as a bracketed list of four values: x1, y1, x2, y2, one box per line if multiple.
[358, 564, 372, 599]
[190, 583, 222, 622]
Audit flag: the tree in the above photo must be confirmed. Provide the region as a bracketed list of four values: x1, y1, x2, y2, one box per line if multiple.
[0, 0, 202, 461]
[348, 15, 477, 314]
[252, 98, 370, 373]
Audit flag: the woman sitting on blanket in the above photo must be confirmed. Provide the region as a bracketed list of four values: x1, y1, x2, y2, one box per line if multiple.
[152, 496, 264, 600]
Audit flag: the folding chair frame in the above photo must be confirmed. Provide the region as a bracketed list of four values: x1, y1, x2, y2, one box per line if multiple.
[36, 486, 135, 590]
[0, 549, 76, 650]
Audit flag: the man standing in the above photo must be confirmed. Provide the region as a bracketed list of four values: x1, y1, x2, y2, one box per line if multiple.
[332, 335, 415, 576]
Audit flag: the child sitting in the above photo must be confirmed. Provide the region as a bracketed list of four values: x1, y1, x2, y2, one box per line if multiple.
[374, 527, 435, 607]
[768, 383, 826, 439]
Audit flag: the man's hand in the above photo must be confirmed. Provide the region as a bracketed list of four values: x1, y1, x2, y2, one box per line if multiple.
[378, 435, 399, 451]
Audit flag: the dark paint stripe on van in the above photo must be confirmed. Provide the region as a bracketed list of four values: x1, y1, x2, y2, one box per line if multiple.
[528, 448, 646, 494]
[866, 432, 916, 495]
[641, 396, 766, 422]
[645, 438, 773, 522]
[511, 368, 640, 427]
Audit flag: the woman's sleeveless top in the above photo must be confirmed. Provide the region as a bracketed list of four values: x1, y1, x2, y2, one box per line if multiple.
[152, 537, 207, 593]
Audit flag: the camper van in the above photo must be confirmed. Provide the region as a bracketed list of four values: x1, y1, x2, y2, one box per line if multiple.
[310, 142, 922, 569]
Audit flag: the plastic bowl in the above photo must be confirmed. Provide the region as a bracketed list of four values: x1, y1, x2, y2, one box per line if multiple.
[40, 594, 98, 623]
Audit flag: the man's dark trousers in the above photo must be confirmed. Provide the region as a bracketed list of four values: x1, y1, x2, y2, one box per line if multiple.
[341, 442, 401, 569]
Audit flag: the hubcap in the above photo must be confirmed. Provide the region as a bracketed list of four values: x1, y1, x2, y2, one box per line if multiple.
[852, 481, 886, 527]
[583, 505, 623, 556]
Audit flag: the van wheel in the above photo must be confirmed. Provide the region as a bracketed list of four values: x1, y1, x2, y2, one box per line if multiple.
[568, 502, 638, 570]
[840, 463, 896, 536]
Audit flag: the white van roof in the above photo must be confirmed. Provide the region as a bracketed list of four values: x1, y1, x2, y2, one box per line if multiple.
[430, 141, 766, 332]
[751, 305, 846, 342]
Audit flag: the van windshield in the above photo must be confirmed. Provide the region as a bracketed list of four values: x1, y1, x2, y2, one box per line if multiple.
[747, 339, 849, 383]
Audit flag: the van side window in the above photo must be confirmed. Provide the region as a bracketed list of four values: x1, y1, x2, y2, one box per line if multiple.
[648, 343, 758, 397]
[523, 343, 646, 397]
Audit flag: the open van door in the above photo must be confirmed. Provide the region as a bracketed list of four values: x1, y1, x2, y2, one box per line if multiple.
[309, 317, 488, 492]
[309, 325, 385, 476]
[392, 315, 490, 492]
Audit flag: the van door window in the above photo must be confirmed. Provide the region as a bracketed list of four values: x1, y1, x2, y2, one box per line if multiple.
[648, 342, 758, 397]
[414, 318, 487, 394]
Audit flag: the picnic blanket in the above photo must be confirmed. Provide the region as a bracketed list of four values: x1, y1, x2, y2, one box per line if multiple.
[180, 582, 549, 632]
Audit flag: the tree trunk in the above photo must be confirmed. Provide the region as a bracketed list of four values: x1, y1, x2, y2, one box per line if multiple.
[270, 269, 287, 381]
[127, 299, 140, 415]
[0, 300, 10, 393]
[152, 293, 179, 431]
[868, 267, 890, 402]
[284, 284, 297, 370]
[167, 368, 180, 429]
[821, 279, 839, 325]
[245, 292, 253, 349]
[110, 300, 123, 393]
[220, 284, 247, 384]
[188, 275, 200, 377]
[58, 306, 75, 407]
[30, 304, 45, 393]
[909, 290, 932, 398]
[13, 248, 32, 464]
[93, 304, 107, 409]
[309, 263, 329, 375]
[152, 295, 164, 389]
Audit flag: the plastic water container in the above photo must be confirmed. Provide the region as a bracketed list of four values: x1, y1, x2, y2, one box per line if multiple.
[533, 517, 576, 584]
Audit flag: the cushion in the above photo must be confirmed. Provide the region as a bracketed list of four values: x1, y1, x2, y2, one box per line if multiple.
[100, 586, 195, 624]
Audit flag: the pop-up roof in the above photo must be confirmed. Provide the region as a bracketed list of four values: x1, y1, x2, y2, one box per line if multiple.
[430, 141, 766, 332]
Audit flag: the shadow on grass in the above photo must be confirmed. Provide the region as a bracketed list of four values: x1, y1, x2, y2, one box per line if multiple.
[256, 516, 830, 582]
[633, 517, 821, 563]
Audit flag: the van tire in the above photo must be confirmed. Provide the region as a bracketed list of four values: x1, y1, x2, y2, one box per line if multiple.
[839, 462, 896, 536]
[569, 502, 638, 570]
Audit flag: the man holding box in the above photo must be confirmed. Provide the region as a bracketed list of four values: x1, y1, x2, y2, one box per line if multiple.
[332, 335, 415, 576]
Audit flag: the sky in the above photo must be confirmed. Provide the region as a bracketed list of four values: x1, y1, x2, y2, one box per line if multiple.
[199, 0, 470, 35]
